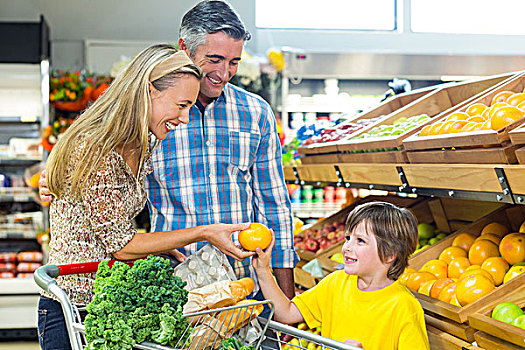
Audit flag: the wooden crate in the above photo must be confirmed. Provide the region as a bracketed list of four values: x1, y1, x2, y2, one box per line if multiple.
[334, 73, 515, 158]
[297, 85, 439, 156]
[468, 283, 525, 348]
[295, 195, 426, 262]
[317, 197, 501, 274]
[406, 144, 520, 165]
[425, 312, 476, 343]
[427, 325, 483, 350]
[403, 72, 525, 157]
[299, 153, 340, 165]
[409, 204, 525, 324]
[515, 146, 525, 165]
[338, 149, 409, 164]
[474, 331, 524, 350]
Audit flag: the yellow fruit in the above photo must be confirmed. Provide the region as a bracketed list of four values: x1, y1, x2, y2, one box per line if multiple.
[418, 280, 437, 296]
[420, 259, 448, 279]
[481, 222, 509, 238]
[449, 294, 461, 307]
[439, 246, 468, 264]
[452, 233, 477, 252]
[476, 233, 502, 246]
[458, 268, 495, 285]
[468, 239, 500, 266]
[437, 282, 457, 303]
[481, 257, 509, 286]
[406, 272, 437, 292]
[429, 278, 454, 299]
[448, 257, 471, 279]
[466, 264, 481, 271]
[503, 265, 525, 283]
[499, 232, 525, 265]
[456, 275, 495, 306]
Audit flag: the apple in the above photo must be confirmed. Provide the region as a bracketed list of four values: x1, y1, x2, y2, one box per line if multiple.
[304, 238, 319, 252]
[326, 231, 337, 240]
[418, 223, 435, 240]
[492, 302, 524, 324]
[511, 314, 525, 330]
[318, 237, 330, 250]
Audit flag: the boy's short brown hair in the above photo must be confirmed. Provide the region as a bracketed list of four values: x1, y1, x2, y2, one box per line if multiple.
[345, 201, 418, 280]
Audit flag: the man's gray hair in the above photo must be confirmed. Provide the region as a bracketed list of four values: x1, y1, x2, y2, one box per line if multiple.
[179, 0, 251, 56]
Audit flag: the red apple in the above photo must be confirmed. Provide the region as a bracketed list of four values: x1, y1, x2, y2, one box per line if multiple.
[304, 238, 320, 252]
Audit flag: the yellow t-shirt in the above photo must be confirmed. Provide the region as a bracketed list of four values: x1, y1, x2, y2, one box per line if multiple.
[292, 270, 429, 350]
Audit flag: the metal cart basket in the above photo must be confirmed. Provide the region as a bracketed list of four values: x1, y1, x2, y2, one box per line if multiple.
[34, 261, 274, 350]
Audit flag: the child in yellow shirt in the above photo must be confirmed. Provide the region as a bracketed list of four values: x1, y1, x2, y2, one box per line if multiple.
[253, 201, 430, 350]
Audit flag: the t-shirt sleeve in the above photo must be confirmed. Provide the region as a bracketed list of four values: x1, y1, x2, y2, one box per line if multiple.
[397, 306, 430, 350]
[291, 272, 335, 329]
[82, 154, 136, 255]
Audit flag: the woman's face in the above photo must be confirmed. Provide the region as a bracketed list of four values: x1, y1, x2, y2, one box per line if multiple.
[149, 74, 200, 140]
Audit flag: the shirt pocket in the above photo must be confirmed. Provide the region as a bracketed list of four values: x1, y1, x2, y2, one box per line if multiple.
[228, 131, 259, 172]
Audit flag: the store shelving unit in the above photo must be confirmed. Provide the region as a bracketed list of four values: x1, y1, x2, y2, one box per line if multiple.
[0, 15, 50, 336]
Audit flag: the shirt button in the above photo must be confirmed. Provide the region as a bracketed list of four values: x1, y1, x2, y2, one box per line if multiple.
[213, 206, 219, 212]
[206, 140, 211, 146]
[209, 174, 213, 179]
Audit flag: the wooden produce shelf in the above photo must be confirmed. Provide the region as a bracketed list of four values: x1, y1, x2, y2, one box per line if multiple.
[468, 283, 525, 349]
[409, 204, 525, 324]
[427, 325, 483, 350]
[404, 72, 525, 164]
[474, 331, 524, 350]
[297, 85, 439, 156]
[333, 73, 515, 162]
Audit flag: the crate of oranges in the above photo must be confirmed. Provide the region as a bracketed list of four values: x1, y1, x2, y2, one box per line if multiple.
[404, 71, 525, 164]
[468, 282, 525, 349]
[402, 204, 525, 327]
[331, 72, 514, 164]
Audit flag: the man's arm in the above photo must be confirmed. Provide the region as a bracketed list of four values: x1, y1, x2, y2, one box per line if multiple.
[273, 267, 295, 299]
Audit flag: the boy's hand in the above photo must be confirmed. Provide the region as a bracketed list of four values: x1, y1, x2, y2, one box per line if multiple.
[251, 230, 275, 271]
[344, 339, 363, 348]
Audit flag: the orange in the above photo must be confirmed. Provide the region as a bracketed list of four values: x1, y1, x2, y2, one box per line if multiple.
[448, 257, 471, 279]
[490, 91, 514, 105]
[446, 111, 470, 122]
[465, 103, 488, 117]
[490, 106, 525, 131]
[449, 293, 461, 307]
[517, 100, 525, 111]
[480, 119, 492, 130]
[466, 115, 486, 123]
[466, 264, 481, 271]
[438, 120, 456, 134]
[427, 122, 444, 136]
[499, 232, 525, 265]
[456, 275, 495, 306]
[520, 220, 525, 233]
[430, 278, 455, 299]
[448, 120, 469, 133]
[406, 272, 438, 292]
[398, 271, 413, 286]
[506, 92, 525, 107]
[418, 280, 437, 296]
[503, 265, 525, 283]
[439, 246, 468, 264]
[460, 122, 478, 133]
[481, 256, 509, 286]
[458, 268, 495, 285]
[437, 282, 457, 303]
[452, 233, 477, 252]
[468, 239, 500, 265]
[419, 125, 432, 137]
[476, 233, 502, 246]
[238, 223, 272, 251]
[481, 222, 509, 238]
[488, 102, 508, 119]
[420, 259, 448, 279]
[28, 171, 41, 188]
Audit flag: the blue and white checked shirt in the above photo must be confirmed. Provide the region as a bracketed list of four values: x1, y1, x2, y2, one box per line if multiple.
[146, 83, 298, 294]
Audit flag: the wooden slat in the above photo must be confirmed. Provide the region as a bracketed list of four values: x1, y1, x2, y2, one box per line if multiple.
[406, 145, 520, 165]
[509, 125, 525, 145]
[337, 163, 401, 186]
[427, 198, 452, 233]
[515, 146, 525, 165]
[300, 153, 340, 165]
[427, 325, 482, 350]
[474, 331, 524, 350]
[295, 164, 339, 183]
[403, 164, 502, 192]
[503, 164, 525, 195]
[283, 166, 296, 182]
[338, 150, 408, 164]
[424, 313, 476, 343]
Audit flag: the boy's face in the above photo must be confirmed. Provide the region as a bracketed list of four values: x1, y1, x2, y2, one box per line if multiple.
[342, 221, 392, 281]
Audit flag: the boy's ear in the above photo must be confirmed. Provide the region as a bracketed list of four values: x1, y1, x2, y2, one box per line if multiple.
[385, 254, 396, 264]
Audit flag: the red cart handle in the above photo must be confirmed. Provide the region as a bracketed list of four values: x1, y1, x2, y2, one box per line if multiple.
[57, 259, 136, 275]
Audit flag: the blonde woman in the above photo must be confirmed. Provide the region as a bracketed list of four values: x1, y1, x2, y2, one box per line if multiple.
[38, 44, 253, 350]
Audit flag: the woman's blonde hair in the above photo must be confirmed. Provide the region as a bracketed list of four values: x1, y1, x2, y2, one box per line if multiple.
[46, 44, 202, 199]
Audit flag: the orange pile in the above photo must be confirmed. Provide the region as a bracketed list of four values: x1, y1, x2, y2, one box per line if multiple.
[419, 89, 525, 137]
[399, 221, 525, 307]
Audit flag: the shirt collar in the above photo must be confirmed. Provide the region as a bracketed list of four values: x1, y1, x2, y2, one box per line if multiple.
[194, 85, 229, 113]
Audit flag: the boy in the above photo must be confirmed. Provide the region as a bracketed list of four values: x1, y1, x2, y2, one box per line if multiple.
[253, 202, 430, 350]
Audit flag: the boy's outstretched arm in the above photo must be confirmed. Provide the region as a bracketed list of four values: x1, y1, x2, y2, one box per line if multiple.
[252, 234, 304, 324]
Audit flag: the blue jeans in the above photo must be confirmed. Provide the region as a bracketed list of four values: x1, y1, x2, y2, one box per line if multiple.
[37, 296, 74, 350]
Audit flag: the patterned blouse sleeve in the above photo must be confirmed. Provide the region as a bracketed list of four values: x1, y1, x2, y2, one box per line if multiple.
[82, 153, 136, 255]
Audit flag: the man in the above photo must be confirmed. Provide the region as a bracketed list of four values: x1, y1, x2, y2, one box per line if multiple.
[146, 0, 297, 299]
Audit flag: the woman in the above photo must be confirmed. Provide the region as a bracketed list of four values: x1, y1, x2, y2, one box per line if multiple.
[38, 44, 252, 350]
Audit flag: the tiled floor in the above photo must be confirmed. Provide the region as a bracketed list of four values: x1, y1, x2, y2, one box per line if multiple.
[0, 342, 40, 349]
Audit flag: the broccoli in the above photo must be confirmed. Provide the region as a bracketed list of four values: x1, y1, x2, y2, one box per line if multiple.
[85, 255, 190, 350]
[221, 337, 255, 350]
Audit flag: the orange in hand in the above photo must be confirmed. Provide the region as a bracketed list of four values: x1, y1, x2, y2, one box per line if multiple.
[238, 223, 272, 251]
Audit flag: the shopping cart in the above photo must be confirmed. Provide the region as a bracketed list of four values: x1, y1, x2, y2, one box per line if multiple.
[34, 261, 274, 350]
[261, 320, 361, 350]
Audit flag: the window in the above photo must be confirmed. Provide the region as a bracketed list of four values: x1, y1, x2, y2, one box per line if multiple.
[255, 0, 396, 31]
[411, 0, 525, 35]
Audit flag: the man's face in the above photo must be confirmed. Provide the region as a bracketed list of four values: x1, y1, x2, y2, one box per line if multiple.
[183, 32, 243, 106]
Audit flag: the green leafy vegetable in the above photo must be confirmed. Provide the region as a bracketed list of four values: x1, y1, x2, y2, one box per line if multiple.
[221, 337, 255, 350]
[85, 255, 190, 350]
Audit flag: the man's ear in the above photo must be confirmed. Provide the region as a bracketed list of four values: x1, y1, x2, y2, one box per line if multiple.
[178, 38, 189, 54]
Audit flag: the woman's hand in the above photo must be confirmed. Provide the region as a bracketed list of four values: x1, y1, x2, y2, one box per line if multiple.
[252, 231, 275, 271]
[39, 170, 54, 202]
[204, 223, 255, 261]
[166, 248, 186, 263]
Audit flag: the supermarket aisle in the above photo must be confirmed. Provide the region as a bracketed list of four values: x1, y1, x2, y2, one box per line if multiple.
[0, 342, 40, 349]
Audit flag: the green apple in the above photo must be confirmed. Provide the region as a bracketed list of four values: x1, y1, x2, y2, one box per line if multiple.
[436, 233, 447, 240]
[418, 223, 435, 239]
[511, 314, 525, 330]
[428, 237, 439, 245]
[492, 302, 524, 324]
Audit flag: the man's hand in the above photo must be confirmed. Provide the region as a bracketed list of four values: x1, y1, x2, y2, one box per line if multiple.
[204, 223, 255, 261]
[39, 170, 54, 202]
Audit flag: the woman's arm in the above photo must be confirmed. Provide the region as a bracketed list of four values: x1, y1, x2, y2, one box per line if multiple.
[252, 236, 304, 324]
[113, 223, 253, 260]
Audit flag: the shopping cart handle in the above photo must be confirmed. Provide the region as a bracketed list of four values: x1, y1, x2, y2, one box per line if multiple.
[34, 264, 61, 292]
